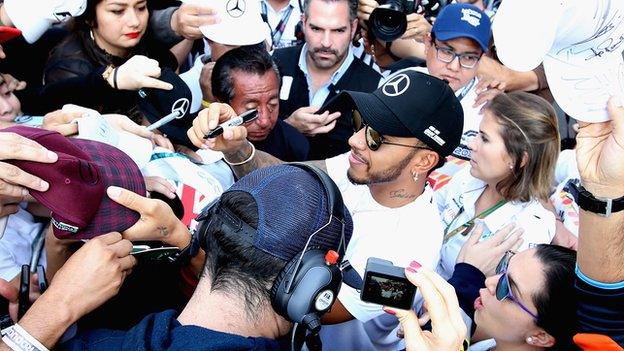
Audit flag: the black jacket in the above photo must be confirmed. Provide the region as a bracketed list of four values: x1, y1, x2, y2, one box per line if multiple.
[272, 45, 381, 160]
[41, 29, 177, 123]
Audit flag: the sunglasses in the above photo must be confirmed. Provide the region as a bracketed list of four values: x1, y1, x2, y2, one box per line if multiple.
[352, 110, 432, 152]
[495, 251, 539, 319]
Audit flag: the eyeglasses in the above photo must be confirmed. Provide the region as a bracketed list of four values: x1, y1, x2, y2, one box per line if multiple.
[494, 251, 539, 319]
[433, 42, 482, 69]
[352, 110, 433, 152]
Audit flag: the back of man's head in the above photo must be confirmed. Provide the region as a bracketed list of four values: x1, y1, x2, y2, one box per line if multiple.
[198, 164, 353, 322]
[210, 44, 279, 104]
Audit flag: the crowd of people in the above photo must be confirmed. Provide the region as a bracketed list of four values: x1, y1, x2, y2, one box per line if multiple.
[0, 0, 622, 350]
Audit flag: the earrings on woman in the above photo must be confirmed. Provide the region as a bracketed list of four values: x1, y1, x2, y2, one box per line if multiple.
[411, 171, 419, 183]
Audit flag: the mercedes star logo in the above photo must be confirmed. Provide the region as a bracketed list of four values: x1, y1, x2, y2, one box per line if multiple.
[172, 98, 190, 117]
[382, 73, 411, 97]
[226, 0, 246, 18]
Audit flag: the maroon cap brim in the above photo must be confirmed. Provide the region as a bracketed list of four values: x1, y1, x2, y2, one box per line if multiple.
[69, 138, 146, 239]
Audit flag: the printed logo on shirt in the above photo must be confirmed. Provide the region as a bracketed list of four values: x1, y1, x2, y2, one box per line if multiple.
[382, 73, 410, 97]
[460, 8, 482, 27]
[424, 126, 446, 146]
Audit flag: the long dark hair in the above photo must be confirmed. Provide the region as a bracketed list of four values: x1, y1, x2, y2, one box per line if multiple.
[69, 0, 152, 66]
[533, 244, 579, 350]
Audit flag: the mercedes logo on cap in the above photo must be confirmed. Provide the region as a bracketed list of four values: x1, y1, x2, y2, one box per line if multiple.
[172, 98, 190, 116]
[226, 0, 246, 18]
[382, 73, 410, 97]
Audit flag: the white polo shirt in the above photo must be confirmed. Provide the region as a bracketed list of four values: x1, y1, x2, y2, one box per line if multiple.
[435, 166, 556, 279]
[318, 152, 444, 351]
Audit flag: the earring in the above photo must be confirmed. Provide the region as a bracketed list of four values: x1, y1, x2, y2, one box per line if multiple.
[509, 164, 513, 170]
[526, 336, 533, 344]
[412, 171, 419, 183]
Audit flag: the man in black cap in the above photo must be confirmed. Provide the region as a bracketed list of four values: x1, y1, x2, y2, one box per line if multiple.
[188, 69, 464, 350]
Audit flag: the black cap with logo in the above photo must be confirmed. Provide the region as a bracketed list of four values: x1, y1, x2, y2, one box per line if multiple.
[329, 69, 464, 157]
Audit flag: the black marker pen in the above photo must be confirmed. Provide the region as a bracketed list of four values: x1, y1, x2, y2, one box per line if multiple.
[204, 109, 258, 139]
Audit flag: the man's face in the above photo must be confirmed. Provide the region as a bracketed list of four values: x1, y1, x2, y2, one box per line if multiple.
[0, 80, 21, 122]
[425, 35, 483, 92]
[229, 70, 280, 141]
[345, 127, 419, 185]
[303, 0, 357, 71]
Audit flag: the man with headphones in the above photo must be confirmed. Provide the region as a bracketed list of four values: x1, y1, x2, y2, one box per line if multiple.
[187, 69, 464, 350]
[58, 164, 353, 350]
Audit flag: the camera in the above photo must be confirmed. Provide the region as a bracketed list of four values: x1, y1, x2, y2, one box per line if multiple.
[360, 257, 416, 309]
[368, 0, 417, 42]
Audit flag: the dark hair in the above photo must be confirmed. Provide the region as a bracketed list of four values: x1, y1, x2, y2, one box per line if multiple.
[533, 244, 579, 351]
[201, 191, 286, 321]
[303, 0, 358, 22]
[484, 92, 560, 202]
[210, 44, 279, 104]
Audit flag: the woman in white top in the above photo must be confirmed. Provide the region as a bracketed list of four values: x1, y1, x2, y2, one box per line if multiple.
[436, 92, 560, 279]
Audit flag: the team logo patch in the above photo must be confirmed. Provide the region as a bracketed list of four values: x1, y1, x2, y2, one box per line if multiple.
[382, 73, 410, 97]
[226, 0, 246, 18]
[460, 8, 482, 27]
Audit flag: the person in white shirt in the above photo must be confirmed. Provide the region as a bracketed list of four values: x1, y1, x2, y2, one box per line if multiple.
[436, 92, 559, 280]
[187, 69, 465, 351]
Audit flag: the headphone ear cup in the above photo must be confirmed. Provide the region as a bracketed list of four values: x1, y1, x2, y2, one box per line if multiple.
[270, 255, 300, 318]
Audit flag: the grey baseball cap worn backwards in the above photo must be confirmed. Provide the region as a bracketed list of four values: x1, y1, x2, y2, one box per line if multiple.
[329, 69, 464, 157]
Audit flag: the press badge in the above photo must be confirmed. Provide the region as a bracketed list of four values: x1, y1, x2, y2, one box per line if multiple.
[280, 76, 293, 100]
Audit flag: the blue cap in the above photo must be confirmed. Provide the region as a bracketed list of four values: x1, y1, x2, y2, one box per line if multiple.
[224, 164, 353, 262]
[432, 3, 491, 52]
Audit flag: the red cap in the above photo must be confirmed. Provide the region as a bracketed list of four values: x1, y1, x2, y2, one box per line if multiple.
[325, 250, 339, 265]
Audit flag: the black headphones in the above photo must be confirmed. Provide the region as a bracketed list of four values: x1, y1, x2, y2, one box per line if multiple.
[194, 164, 347, 337]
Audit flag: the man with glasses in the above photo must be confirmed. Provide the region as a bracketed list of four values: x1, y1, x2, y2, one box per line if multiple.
[187, 69, 464, 350]
[411, 3, 493, 190]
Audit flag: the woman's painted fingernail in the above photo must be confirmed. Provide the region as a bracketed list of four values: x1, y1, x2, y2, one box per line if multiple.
[409, 261, 421, 269]
[383, 308, 396, 315]
[406, 267, 417, 273]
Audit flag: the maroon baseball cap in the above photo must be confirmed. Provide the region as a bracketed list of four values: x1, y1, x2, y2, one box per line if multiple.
[4, 126, 146, 239]
[0, 27, 22, 44]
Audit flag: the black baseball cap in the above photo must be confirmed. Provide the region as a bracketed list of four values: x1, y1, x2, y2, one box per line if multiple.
[328, 69, 464, 157]
[138, 67, 195, 148]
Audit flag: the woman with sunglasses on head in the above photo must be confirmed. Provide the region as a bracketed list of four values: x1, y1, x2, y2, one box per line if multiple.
[39, 0, 176, 124]
[435, 91, 560, 281]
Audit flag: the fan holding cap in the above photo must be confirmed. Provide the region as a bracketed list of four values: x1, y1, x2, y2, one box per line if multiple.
[493, 0, 624, 123]
[40, 0, 178, 125]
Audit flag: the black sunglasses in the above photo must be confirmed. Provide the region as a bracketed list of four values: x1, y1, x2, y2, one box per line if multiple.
[352, 110, 432, 152]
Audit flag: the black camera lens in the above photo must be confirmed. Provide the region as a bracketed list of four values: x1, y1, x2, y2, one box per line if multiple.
[369, 5, 407, 42]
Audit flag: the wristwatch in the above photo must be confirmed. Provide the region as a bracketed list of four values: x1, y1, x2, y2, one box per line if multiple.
[168, 229, 201, 264]
[568, 180, 624, 217]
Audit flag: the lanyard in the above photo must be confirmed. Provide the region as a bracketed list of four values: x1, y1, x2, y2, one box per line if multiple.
[443, 199, 506, 243]
[456, 77, 476, 102]
[261, 2, 294, 45]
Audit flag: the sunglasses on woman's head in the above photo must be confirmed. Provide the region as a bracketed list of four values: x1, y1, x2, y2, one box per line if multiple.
[352, 110, 433, 152]
[495, 251, 539, 319]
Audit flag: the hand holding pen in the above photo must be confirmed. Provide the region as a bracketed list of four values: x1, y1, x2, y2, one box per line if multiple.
[203, 109, 258, 139]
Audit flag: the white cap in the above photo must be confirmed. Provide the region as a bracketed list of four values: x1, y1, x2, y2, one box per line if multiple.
[3, 0, 86, 43]
[493, 0, 624, 122]
[194, 0, 270, 45]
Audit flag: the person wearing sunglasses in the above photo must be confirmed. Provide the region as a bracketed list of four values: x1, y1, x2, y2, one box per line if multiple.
[436, 92, 560, 281]
[188, 69, 464, 351]
[466, 245, 579, 350]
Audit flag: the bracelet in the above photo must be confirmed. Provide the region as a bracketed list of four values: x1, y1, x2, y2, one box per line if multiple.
[2, 324, 49, 351]
[223, 142, 255, 166]
[113, 67, 119, 90]
[101, 65, 114, 86]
